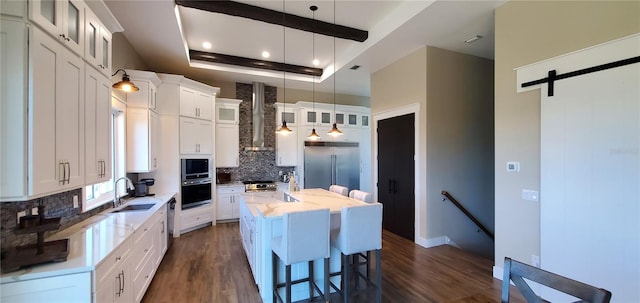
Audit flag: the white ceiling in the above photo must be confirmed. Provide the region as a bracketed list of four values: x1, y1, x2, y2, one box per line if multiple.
[105, 0, 505, 97]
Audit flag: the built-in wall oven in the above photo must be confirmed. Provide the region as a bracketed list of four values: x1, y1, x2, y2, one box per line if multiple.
[181, 158, 212, 210]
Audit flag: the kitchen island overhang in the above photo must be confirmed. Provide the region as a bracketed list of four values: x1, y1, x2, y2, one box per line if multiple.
[239, 189, 378, 303]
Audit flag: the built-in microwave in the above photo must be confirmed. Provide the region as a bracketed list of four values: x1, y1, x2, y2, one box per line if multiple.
[181, 158, 210, 181]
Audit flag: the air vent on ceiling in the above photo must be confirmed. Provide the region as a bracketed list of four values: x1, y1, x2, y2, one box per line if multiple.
[350, 65, 361, 70]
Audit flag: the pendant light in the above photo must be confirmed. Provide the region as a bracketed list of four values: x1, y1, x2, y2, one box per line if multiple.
[276, 0, 293, 135]
[111, 69, 139, 92]
[307, 5, 321, 141]
[327, 0, 342, 137]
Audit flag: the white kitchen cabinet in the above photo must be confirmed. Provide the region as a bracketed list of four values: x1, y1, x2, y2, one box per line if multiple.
[125, 70, 160, 112]
[276, 129, 297, 166]
[275, 102, 298, 167]
[217, 185, 243, 220]
[127, 108, 159, 172]
[215, 98, 241, 124]
[180, 86, 213, 120]
[30, 26, 85, 196]
[215, 124, 239, 167]
[275, 102, 297, 127]
[84, 8, 111, 76]
[180, 117, 213, 155]
[84, 64, 112, 185]
[131, 213, 156, 303]
[1, 19, 28, 201]
[95, 238, 132, 303]
[0, 271, 92, 302]
[155, 206, 168, 265]
[29, 0, 85, 56]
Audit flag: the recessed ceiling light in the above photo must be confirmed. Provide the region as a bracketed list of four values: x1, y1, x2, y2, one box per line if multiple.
[202, 41, 212, 49]
[262, 51, 270, 58]
[312, 59, 319, 66]
[464, 35, 483, 43]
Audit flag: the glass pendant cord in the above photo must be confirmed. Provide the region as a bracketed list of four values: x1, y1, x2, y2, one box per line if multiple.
[277, 0, 292, 134]
[328, 0, 342, 137]
[308, 6, 320, 140]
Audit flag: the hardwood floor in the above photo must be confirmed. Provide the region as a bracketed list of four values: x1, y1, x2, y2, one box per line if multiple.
[142, 222, 523, 303]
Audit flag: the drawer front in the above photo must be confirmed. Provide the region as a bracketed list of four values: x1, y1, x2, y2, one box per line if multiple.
[132, 231, 153, 272]
[217, 186, 243, 194]
[96, 239, 131, 284]
[181, 210, 213, 230]
[133, 253, 155, 303]
[133, 219, 154, 244]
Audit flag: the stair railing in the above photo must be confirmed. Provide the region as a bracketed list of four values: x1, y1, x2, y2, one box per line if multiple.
[441, 190, 494, 240]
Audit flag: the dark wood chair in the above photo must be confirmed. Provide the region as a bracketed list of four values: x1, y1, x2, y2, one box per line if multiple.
[502, 257, 612, 303]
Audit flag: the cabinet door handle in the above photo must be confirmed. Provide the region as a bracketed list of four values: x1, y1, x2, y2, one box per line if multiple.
[59, 161, 65, 184]
[65, 161, 71, 184]
[121, 270, 125, 293]
[116, 274, 122, 296]
[161, 221, 165, 233]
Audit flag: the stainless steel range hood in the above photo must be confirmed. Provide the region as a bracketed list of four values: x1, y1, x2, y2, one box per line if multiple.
[244, 82, 274, 151]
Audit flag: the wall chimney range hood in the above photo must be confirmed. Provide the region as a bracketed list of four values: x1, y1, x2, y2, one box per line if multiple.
[244, 82, 274, 151]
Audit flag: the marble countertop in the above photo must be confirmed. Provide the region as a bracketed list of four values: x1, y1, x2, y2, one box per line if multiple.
[0, 192, 176, 284]
[240, 188, 369, 218]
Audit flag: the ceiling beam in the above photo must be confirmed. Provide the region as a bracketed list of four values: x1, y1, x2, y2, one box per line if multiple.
[175, 0, 368, 42]
[189, 50, 324, 77]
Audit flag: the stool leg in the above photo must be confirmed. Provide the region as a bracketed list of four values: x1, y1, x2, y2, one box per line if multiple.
[273, 252, 279, 303]
[324, 257, 330, 303]
[354, 254, 360, 290]
[343, 253, 350, 303]
[375, 249, 382, 303]
[309, 260, 315, 300]
[366, 251, 372, 278]
[286, 264, 292, 303]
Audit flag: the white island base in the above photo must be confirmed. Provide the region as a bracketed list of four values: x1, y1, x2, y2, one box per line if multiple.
[239, 189, 369, 303]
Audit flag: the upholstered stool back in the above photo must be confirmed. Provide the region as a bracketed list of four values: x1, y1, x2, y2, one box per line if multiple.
[272, 208, 330, 265]
[329, 184, 349, 196]
[349, 190, 373, 203]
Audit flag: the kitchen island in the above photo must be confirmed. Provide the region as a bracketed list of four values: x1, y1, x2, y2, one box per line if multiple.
[239, 188, 371, 303]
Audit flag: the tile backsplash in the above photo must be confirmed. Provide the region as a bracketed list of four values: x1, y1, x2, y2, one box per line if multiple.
[216, 82, 294, 182]
[1, 189, 111, 251]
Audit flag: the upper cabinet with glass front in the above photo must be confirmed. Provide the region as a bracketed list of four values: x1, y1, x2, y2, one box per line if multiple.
[216, 98, 242, 124]
[84, 8, 111, 76]
[29, 0, 85, 56]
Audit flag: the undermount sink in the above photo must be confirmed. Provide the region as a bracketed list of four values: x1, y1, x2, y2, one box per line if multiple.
[112, 203, 155, 213]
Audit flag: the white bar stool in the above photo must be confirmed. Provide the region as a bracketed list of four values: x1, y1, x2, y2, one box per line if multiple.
[272, 208, 331, 303]
[330, 203, 383, 303]
[349, 189, 372, 203]
[329, 184, 349, 196]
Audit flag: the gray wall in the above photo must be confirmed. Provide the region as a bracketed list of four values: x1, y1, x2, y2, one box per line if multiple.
[494, 1, 640, 269]
[371, 46, 495, 257]
[425, 47, 494, 258]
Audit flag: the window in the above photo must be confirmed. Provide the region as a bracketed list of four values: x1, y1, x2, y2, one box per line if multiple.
[83, 96, 126, 211]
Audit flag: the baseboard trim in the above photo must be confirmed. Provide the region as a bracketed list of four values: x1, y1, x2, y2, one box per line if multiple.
[416, 236, 458, 248]
[493, 265, 504, 280]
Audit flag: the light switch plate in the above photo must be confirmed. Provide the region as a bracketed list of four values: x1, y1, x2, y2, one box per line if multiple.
[73, 195, 79, 208]
[507, 161, 520, 172]
[522, 189, 539, 202]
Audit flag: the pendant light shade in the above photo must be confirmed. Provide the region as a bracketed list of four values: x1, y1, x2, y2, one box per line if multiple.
[328, 0, 342, 137]
[111, 69, 139, 92]
[307, 5, 321, 141]
[276, 120, 293, 134]
[307, 128, 321, 140]
[277, 0, 293, 136]
[328, 123, 343, 137]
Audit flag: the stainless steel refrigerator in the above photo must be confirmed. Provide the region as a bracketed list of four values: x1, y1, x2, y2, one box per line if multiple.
[304, 141, 360, 191]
